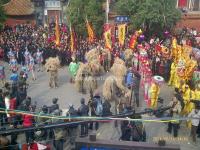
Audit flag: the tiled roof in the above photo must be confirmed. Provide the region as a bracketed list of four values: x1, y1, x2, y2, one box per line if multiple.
[3, 0, 34, 16]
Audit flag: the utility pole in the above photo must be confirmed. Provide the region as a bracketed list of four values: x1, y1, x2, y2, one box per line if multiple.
[106, 0, 109, 23]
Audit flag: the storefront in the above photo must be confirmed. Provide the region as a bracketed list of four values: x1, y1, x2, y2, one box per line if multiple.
[44, 0, 62, 25]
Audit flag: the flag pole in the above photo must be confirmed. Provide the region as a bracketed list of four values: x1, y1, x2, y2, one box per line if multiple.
[106, 0, 109, 23]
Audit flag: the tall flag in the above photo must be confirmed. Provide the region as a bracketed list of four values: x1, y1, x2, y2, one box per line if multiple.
[70, 26, 76, 51]
[129, 30, 142, 50]
[104, 27, 112, 50]
[55, 16, 60, 46]
[86, 18, 95, 43]
[118, 24, 126, 47]
[129, 34, 138, 49]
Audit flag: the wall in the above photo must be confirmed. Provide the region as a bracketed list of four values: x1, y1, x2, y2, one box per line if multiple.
[176, 13, 200, 31]
[5, 15, 36, 27]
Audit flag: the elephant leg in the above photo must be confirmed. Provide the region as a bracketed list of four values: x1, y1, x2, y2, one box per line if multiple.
[49, 73, 53, 88]
[55, 75, 58, 88]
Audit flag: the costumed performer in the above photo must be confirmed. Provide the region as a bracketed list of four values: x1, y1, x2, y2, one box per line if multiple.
[68, 57, 79, 83]
[45, 57, 60, 88]
[150, 76, 163, 109]
[181, 85, 194, 115]
[168, 61, 176, 86]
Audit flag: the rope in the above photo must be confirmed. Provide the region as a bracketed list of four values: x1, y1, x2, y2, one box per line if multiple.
[0, 107, 199, 123]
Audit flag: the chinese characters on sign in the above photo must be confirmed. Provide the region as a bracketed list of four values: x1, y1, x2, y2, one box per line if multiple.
[45, 0, 61, 8]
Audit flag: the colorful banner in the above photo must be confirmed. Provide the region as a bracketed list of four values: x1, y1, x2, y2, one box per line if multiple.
[118, 24, 126, 46]
[104, 28, 112, 50]
[86, 19, 95, 43]
[70, 26, 76, 51]
[129, 34, 137, 49]
[55, 16, 60, 46]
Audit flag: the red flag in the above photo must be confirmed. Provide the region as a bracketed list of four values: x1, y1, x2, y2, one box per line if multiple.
[129, 34, 137, 49]
[103, 23, 113, 50]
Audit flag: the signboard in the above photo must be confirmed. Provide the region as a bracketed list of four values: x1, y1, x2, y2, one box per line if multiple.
[45, 0, 61, 8]
[115, 16, 130, 23]
[44, 10, 47, 16]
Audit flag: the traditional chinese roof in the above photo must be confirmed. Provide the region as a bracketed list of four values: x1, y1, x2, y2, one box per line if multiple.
[3, 0, 34, 16]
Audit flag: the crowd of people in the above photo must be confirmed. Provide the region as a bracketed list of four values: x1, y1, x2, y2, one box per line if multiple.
[0, 23, 200, 150]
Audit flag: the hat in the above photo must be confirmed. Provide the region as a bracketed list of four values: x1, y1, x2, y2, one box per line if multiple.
[80, 98, 85, 104]
[42, 105, 48, 113]
[52, 98, 58, 104]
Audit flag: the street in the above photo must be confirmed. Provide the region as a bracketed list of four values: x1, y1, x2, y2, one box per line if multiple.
[1, 63, 199, 150]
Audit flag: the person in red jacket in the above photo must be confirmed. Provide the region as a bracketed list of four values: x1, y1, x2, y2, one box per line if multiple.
[22, 106, 35, 144]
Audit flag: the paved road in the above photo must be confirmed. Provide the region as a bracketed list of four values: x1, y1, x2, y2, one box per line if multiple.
[1, 62, 200, 150]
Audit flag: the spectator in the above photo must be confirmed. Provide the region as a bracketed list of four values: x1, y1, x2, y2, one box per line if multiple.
[49, 98, 59, 113]
[0, 64, 5, 86]
[66, 104, 78, 145]
[132, 69, 141, 107]
[120, 120, 131, 141]
[131, 115, 146, 142]
[52, 109, 64, 150]
[36, 105, 50, 141]
[89, 93, 102, 131]
[0, 89, 6, 126]
[102, 100, 112, 116]
[78, 98, 89, 137]
[188, 108, 200, 143]
[125, 68, 133, 87]
[4, 92, 10, 118]
[22, 106, 35, 144]
[167, 95, 182, 137]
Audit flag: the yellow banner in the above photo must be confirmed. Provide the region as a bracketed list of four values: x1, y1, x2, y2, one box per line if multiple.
[104, 29, 112, 49]
[118, 24, 126, 46]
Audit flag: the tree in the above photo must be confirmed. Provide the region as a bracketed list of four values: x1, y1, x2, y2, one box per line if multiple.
[66, 0, 105, 38]
[1, 0, 10, 4]
[114, 0, 181, 38]
[0, 1, 7, 29]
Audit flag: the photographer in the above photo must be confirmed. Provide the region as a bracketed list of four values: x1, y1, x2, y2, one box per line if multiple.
[167, 95, 182, 137]
[66, 104, 78, 145]
[89, 93, 103, 131]
[78, 98, 89, 137]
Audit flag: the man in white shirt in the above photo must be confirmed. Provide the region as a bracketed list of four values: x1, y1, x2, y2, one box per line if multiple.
[188, 108, 200, 143]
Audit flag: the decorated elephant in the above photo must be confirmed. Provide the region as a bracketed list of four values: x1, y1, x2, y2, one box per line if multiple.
[45, 57, 60, 88]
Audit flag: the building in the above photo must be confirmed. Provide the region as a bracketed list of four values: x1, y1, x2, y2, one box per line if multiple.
[176, 0, 200, 31]
[31, 0, 67, 25]
[3, 0, 35, 27]
[3, 0, 67, 27]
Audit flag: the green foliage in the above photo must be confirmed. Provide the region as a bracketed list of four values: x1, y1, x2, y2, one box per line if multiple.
[0, 1, 7, 29]
[114, 0, 181, 37]
[0, 0, 10, 4]
[67, 0, 105, 38]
